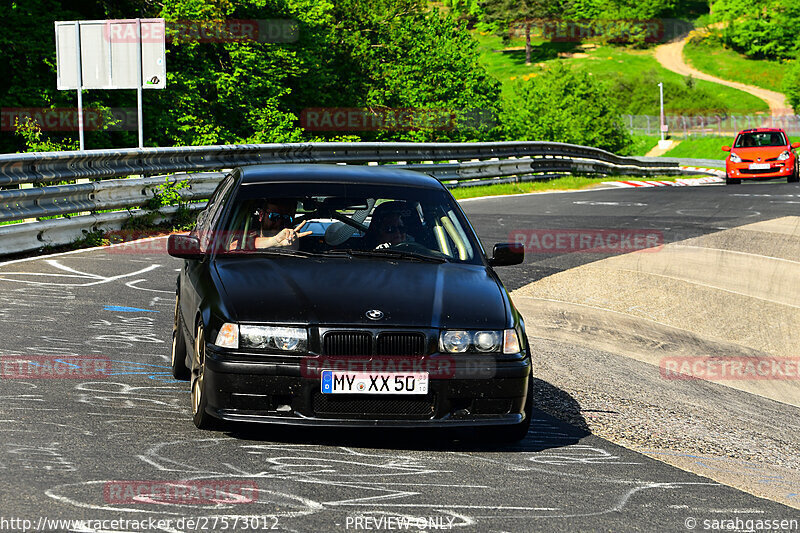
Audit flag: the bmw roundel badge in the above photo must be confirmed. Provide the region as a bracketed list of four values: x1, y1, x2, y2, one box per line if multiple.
[366, 309, 384, 320]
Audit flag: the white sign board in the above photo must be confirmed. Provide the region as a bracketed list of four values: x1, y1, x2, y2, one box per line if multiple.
[55, 19, 165, 90]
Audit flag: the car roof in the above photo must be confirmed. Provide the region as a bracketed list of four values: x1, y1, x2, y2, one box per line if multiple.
[237, 164, 445, 189]
[738, 128, 786, 134]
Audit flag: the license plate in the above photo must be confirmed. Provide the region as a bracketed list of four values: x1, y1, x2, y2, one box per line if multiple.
[749, 163, 770, 170]
[321, 371, 428, 395]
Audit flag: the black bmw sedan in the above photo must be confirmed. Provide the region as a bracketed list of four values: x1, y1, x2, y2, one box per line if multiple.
[169, 164, 532, 442]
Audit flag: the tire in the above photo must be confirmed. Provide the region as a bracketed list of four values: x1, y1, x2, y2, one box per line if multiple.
[171, 295, 190, 380]
[725, 177, 741, 185]
[788, 167, 799, 183]
[191, 323, 220, 430]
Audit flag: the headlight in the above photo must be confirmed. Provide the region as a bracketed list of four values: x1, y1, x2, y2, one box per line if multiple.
[237, 325, 307, 352]
[777, 150, 791, 161]
[729, 152, 742, 163]
[439, 330, 508, 353]
[473, 331, 501, 352]
[440, 330, 471, 353]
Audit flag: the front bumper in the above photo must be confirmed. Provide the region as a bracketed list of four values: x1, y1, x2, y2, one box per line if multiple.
[201, 347, 532, 428]
[727, 160, 795, 179]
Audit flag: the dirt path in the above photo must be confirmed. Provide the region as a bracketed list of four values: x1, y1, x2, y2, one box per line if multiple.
[654, 36, 788, 116]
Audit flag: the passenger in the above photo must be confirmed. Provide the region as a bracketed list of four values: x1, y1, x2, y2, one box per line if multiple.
[231, 199, 311, 250]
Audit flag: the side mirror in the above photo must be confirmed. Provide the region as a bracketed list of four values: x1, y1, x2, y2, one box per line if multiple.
[721, 146, 731, 152]
[792, 142, 800, 149]
[168, 234, 203, 259]
[489, 243, 523, 267]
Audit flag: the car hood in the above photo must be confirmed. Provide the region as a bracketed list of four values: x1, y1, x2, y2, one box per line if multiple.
[731, 146, 788, 160]
[213, 256, 508, 328]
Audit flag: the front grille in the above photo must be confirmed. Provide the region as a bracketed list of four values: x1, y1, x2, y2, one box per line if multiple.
[377, 333, 426, 356]
[322, 330, 429, 356]
[323, 331, 372, 356]
[313, 393, 435, 418]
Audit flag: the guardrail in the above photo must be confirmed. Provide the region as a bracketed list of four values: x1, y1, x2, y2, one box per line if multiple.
[0, 141, 710, 257]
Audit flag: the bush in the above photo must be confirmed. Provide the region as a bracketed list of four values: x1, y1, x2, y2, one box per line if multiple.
[783, 61, 800, 113]
[14, 117, 78, 153]
[500, 63, 632, 154]
[604, 70, 728, 115]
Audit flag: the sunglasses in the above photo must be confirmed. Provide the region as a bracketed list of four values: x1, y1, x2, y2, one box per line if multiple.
[380, 224, 405, 234]
[259, 211, 294, 225]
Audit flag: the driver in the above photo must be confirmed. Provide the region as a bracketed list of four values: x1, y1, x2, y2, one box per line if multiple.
[375, 212, 407, 248]
[368, 202, 413, 249]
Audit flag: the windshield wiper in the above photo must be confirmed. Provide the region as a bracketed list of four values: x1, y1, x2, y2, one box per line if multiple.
[323, 249, 447, 263]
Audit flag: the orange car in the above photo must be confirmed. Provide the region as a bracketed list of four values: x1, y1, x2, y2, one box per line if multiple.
[722, 128, 800, 185]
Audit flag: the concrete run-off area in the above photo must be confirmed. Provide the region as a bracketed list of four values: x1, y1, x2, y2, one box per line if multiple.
[514, 216, 800, 508]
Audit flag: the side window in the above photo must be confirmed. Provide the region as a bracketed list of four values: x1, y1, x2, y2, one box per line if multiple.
[196, 173, 236, 251]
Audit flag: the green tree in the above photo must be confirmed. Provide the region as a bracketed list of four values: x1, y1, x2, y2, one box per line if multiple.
[710, 0, 800, 60]
[783, 61, 800, 113]
[481, 0, 558, 65]
[563, 0, 680, 47]
[501, 63, 632, 153]
[1, 0, 502, 149]
[295, 0, 502, 142]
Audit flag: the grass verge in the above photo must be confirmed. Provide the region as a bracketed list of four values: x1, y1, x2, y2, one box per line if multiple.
[661, 136, 733, 160]
[473, 33, 770, 115]
[684, 39, 787, 93]
[628, 134, 662, 156]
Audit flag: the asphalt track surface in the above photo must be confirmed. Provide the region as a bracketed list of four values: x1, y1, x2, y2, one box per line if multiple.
[0, 180, 798, 532]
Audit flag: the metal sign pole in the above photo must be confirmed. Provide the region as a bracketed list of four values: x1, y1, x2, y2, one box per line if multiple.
[136, 18, 144, 149]
[74, 22, 84, 151]
[658, 82, 665, 142]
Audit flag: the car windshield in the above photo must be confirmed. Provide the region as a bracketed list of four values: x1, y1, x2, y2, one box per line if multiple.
[734, 132, 786, 148]
[212, 182, 482, 264]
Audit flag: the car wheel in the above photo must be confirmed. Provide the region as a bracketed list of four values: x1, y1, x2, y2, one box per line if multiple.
[788, 167, 799, 183]
[191, 323, 220, 430]
[725, 177, 741, 185]
[171, 295, 190, 380]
